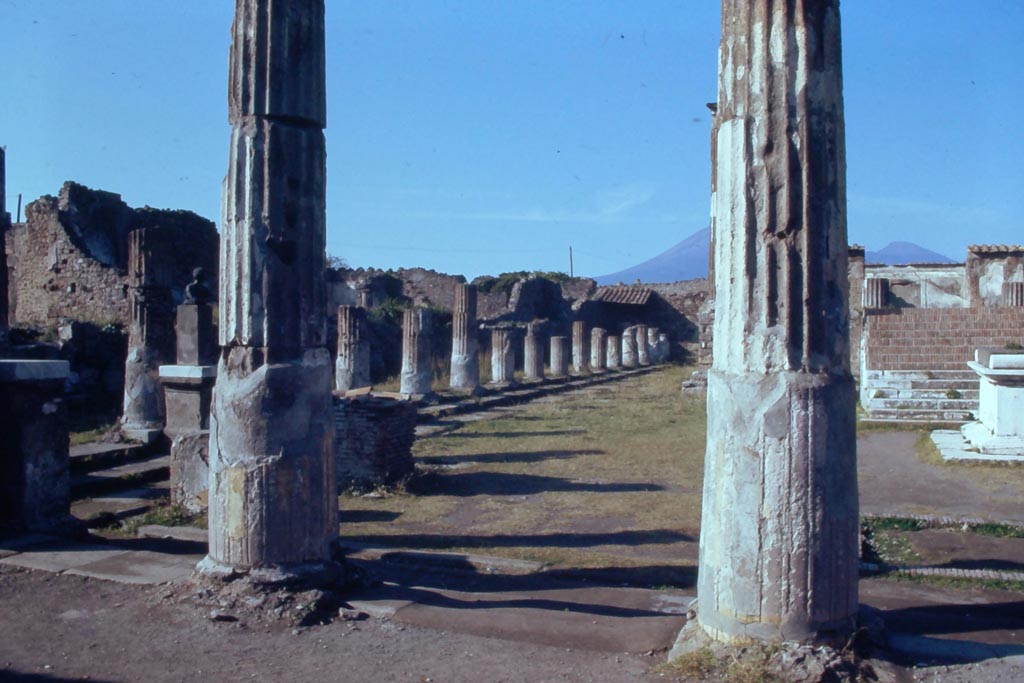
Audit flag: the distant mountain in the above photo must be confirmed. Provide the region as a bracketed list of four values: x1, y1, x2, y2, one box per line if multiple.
[865, 242, 956, 265]
[594, 227, 710, 285]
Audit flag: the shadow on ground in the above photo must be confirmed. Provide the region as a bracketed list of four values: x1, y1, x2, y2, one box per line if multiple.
[407, 471, 663, 496]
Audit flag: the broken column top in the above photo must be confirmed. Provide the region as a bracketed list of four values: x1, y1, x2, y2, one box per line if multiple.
[229, 0, 326, 126]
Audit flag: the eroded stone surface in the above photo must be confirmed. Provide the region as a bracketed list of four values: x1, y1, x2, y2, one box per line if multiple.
[523, 323, 544, 381]
[590, 328, 607, 371]
[549, 336, 569, 378]
[490, 328, 516, 385]
[571, 320, 589, 374]
[686, 0, 859, 646]
[400, 307, 433, 395]
[335, 305, 370, 392]
[606, 335, 621, 369]
[450, 284, 479, 390]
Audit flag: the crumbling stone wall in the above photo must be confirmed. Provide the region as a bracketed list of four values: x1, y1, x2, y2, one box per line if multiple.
[8, 182, 218, 328]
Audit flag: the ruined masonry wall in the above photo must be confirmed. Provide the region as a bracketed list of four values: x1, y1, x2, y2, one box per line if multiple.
[333, 396, 416, 487]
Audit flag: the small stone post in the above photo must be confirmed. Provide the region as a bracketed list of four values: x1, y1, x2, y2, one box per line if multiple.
[490, 328, 516, 385]
[677, 0, 859, 649]
[621, 327, 638, 368]
[400, 307, 433, 395]
[523, 323, 544, 381]
[606, 335, 621, 369]
[571, 320, 589, 374]
[450, 284, 479, 390]
[121, 228, 175, 444]
[336, 305, 370, 392]
[549, 336, 569, 378]
[590, 327, 607, 371]
[201, 0, 337, 578]
[636, 324, 650, 366]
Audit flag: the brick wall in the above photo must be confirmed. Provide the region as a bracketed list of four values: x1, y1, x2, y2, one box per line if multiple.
[333, 395, 417, 487]
[864, 307, 1024, 372]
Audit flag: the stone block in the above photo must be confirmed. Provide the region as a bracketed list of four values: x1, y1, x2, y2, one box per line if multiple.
[170, 430, 210, 513]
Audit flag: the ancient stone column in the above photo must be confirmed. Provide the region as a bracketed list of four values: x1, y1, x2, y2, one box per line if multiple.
[336, 305, 370, 392]
[863, 278, 890, 309]
[121, 229, 175, 444]
[684, 0, 858, 647]
[590, 327, 607, 371]
[523, 323, 544, 381]
[646, 327, 660, 363]
[449, 284, 479, 389]
[1002, 282, 1024, 307]
[202, 0, 337, 577]
[571, 320, 589, 374]
[400, 307, 433, 395]
[490, 328, 515, 384]
[635, 324, 650, 365]
[621, 327, 638, 368]
[549, 336, 569, 378]
[0, 147, 9, 345]
[606, 335, 621, 369]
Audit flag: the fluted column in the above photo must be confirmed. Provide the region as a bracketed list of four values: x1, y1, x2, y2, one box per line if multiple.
[606, 335, 621, 369]
[1002, 282, 1024, 307]
[590, 328, 607, 371]
[336, 305, 370, 392]
[523, 323, 544, 380]
[400, 307, 433, 395]
[450, 284, 479, 389]
[571, 320, 589, 374]
[549, 336, 569, 378]
[490, 328, 515, 384]
[686, 0, 858, 647]
[863, 278, 890, 310]
[122, 229, 175, 443]
[202, 0, 337, 577]
[636, 324, 650, 365]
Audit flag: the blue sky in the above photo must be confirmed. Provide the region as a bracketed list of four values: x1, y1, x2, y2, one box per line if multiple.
[1, 1, 1021, 279]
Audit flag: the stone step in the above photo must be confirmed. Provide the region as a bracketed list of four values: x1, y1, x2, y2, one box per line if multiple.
[865, 397, 977, 411]
[863, 408, 973, 423]
[861, 370, 977, 382]
[69, 441, 157, 474]
[874, 388, 979, 400]
[70, 454, 171, 499]
[70, 483, 169, 528]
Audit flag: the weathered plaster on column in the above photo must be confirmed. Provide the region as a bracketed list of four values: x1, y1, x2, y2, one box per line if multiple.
[400, 307, 433, 395]
[621, 327, 638, 368]
[450, 284, 479, 389]
[523, 323, 544, 380]
[686, 0, 859, 647]
[571, 320, 589, 374]
[335, 305, 370, 392]
[590, 328, 607, 371]
[549, 336, 569, 378]
[490, 328, 516, 384]
[606, 335, 621, 369]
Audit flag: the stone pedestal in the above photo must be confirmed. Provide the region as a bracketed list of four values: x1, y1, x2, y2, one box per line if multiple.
[159, 365, 216, 512]
[400, 307, 433, 396]
[571, 320, 589, 374]
[490, 328, 516, 385]
[621, 327, 638, 368]
[450, 284, 479, 390]
[961, 349, 1024, 455]
[523, 324, 544, 381]
[606, 335, 621, 369]
[336, 305, 370, 392]
[176, 304, 218, 366]
[590, 328, 607, 371]
[334, 394, 416, 487]
[201, 0, 337, 578]
[550, 336, 569, 378]
[677, 0, 859, 651]
[0, 360, 71, 533]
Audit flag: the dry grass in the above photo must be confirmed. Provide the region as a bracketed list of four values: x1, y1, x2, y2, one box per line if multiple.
[338, 365, 706, 583]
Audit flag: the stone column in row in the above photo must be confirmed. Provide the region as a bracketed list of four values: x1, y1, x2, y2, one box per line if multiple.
[201, 0, 337, 578]
[335, 305, 370, 392]
[635, 324, 650, 366]
[121, 228, 175, 444]
[0, 147, 9, 345]
[449, 284, 479, 390]
[571, 320, 589, 374]
[680, 0, 859, 648]
[523, 323, 544, 381]
[400, 307, 433, 395]
[621, 327, 638, 368]
[549, 336, 569, 378]
[606, 335, 621, 369]
[646, 327, 659, 363]
[490, 328, 516, 385]
[590, 327, 607, 371]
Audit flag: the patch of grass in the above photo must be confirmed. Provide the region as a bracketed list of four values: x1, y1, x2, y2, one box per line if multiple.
[877, 572, 1024, 593]
[69, 422, 116, 447]
[862, 516, 927, 532]
[662, 645, 784, 683]
[966, 522, 1024, 539]
[663, 647, 718, 679]
[103, 503, 207, 537]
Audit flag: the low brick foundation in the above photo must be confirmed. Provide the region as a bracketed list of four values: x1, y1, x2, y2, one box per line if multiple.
[334, 394, 417, 487]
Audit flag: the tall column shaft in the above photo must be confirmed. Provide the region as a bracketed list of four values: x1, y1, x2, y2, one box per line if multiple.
[550, 336, 569, 377]
[450, 284, 479, 389]
[571, 320, 589, 374]
[636, 324, 650, 365]
[606, 335, 621, 369]
[695, 0, 858, 644]
[490, 329, 516, 384]
[590, 328, 607, 371]
[621, 327, 638, 368]
[400, 307, 433, 395]
[336, 305, 370, 392]
[523, 324, 544, 380]
[204, 0, 336, 574]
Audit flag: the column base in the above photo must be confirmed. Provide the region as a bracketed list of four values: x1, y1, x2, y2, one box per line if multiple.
[196, 554, 345, 588]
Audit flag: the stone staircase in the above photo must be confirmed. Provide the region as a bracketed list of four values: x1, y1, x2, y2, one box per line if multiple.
[860, 369, 977, 423]
[69, 441, 170, 527]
